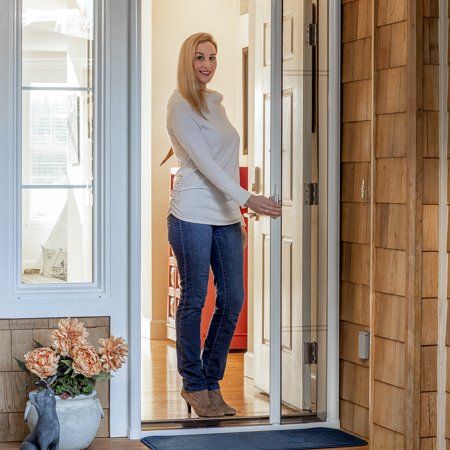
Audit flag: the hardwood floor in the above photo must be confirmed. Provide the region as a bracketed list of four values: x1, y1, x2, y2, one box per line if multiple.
[141, 338, 300, 421]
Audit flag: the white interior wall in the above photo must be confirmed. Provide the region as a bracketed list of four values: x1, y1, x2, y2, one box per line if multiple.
[147, 0, 248, 339]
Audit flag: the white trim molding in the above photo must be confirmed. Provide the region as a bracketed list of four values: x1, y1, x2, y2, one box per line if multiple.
[326, 0, 341, 428]
[269, 0, 283, 426]
[128, 0, 142, 439]
[10, 0, 107, 300]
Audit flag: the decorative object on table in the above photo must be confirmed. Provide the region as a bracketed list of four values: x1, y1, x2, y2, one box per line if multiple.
[35, 200, 68, 282]
[41, 246, 67, 281]
[16, 317, 129, 450]
[20, 376, 60, 450]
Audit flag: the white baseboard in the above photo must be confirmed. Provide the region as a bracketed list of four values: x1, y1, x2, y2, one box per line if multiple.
[141, 318, 167, 340]
[150, 319, 167, 340]
[244, 351, 254, 379]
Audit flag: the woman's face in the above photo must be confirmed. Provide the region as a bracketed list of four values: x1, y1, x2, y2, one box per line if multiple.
[193, 41, 217, 87]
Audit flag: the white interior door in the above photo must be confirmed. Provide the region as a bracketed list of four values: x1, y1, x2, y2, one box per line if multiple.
[252, 0, 314, 412]
[252, 0, 272, 402]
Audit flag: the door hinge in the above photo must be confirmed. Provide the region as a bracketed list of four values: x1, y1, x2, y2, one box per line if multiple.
[304, 342, 318, 365]
[305, 23, 318, 46]
[304, 182, 319, 205]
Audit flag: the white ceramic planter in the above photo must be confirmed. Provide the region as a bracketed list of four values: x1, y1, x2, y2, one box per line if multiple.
[25, 390, 104, 450]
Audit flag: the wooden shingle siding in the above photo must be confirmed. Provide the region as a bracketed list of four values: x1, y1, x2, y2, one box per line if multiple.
[340, 0, 444, 447]
[375, 113, 407, 158]
[421, 1, 438, 448]
[340, 0, 372, 439]
[373, 5, 411, 443]
[447, 1, 450, 446]
[376, 0, 407, 26]
[371, 423, 405, 448]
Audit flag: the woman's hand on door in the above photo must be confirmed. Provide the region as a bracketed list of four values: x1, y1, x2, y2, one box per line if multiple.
[244, 194, 282, 217]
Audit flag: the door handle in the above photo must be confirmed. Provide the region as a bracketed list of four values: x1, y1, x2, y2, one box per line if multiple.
[272, 183, 281, 204]
[243, 212, 260, 221]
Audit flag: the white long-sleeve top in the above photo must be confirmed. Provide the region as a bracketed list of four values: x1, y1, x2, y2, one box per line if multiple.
[166, 88, 252, 225]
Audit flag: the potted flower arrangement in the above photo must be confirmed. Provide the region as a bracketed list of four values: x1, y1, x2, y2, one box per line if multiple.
[16, 318, 128, 450]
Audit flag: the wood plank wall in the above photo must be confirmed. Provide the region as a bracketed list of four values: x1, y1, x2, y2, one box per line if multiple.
[447, 5, 450, 447]
[340, 0, 372, 440]
[372, 0, 410, 446]
[0, 317, 110, 442]
[421, 2, 438, 449]
[339, 0, 446, 448]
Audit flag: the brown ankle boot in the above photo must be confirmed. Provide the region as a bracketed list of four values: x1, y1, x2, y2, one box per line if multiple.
[181, 389, 225, 417]
[208, 389, 237, 415]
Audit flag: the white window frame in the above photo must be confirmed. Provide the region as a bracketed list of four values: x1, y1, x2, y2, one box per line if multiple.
[13, 0, 105, 297]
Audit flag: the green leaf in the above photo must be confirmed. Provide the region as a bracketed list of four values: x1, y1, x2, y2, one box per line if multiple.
[93, 373, 112, 382]
[14, 357, 28, 373]
[60, 359, 73, 367]
[33, 339, 45, 349]
[85, 387, 94, 395]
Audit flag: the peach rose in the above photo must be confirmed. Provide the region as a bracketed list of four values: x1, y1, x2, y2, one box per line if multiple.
[98, 336, 129, 373]
[71, 345, 102, 378]
[51, 318, 88, 357]
[24, 347, 60, 379]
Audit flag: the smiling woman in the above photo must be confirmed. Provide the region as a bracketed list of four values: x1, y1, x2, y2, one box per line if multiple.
[165, 31, 280, 418]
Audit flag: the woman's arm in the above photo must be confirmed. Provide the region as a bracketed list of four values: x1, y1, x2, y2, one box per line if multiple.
[167, 102, 252, 207]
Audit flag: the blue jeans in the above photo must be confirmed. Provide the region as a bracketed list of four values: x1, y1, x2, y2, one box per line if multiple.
[167, 214, 245, 392]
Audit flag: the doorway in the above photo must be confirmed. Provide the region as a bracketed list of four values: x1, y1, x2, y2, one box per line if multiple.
[139, 0, 330, 428]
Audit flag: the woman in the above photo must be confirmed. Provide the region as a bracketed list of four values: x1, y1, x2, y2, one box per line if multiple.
[166, 32, 282, 418]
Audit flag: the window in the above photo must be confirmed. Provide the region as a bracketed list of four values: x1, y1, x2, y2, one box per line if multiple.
[21, 0, 94, 284]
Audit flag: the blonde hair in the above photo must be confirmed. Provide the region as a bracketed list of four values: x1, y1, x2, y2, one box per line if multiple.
[177, 32, 218, 119]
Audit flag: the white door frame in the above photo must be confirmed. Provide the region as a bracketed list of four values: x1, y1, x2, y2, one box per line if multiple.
[128, 0, 341, 438]
[326, 0, 341, 428]
[269, 0, 283, 425]
[128, 0, 142, 439]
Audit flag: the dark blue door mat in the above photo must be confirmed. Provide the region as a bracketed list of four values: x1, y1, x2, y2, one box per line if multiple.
[141, 427, 367, 450]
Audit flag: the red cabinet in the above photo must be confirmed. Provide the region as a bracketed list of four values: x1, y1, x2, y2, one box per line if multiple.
[166, 167, 248, 350]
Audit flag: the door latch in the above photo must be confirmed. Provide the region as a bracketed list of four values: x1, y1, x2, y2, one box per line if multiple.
[304, 341, 318, 365]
